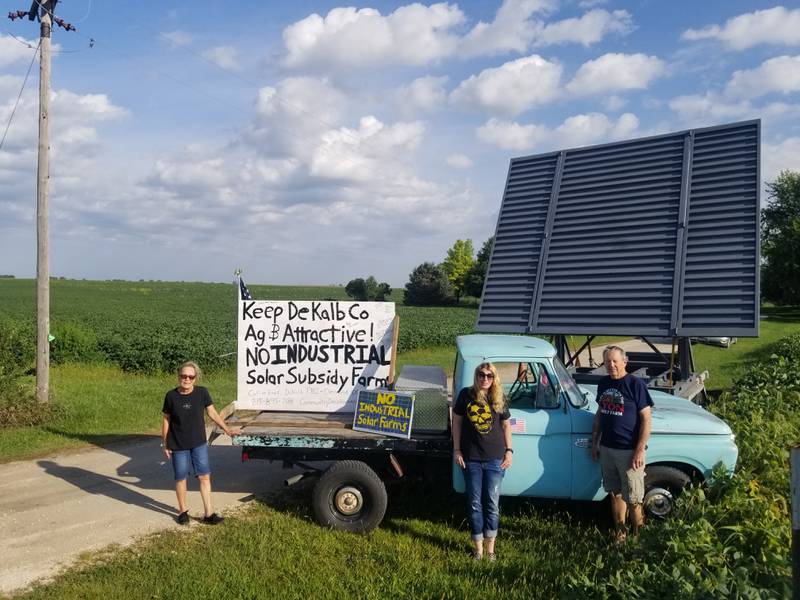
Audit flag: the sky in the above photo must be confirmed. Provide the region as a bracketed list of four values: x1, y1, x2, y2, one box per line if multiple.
[1, 1, 799, 287]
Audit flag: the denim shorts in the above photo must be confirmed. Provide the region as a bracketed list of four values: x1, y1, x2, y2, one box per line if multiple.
[171, 444, 211, 481]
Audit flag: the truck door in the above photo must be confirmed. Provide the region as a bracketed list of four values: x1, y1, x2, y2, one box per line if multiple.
[498, 361, 572, 498]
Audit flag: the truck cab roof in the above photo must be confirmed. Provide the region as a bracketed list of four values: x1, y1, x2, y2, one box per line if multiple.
[456, 334, 556, 361]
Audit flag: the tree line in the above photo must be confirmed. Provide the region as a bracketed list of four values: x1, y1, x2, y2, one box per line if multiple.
[344, 236, 493, 306]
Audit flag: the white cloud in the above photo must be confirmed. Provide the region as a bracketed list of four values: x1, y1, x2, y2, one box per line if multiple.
[161, 30, 193, 48]
[396, 76, 448, 114]
[0, 34, 39, 67]
[310, 116, 425, 182]
[450, 55, 562, 116]
[669, 91, 800, 128]
[201, 46, 240, 71]
[446, 153, 473, 169]
[477, 112, 639, 151]
[682, 6, 800, 50]
[459, 0, 553, 56]
[535, 9, 633, 47]
[247, 77, 347, 157]
[724, 55, 800, 99]
[149, 157, 229, 190]
[282, 2, 634, 68]
[282, 4, 464, 69]
[763, 137, 800, 186]
[476, 118, 549, 150]
[567, 53, 666, 95]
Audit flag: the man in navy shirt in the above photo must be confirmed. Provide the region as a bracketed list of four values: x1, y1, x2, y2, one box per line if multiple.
[591, 346, 653, 544]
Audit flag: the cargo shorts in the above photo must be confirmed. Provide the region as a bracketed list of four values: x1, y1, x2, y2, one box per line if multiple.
[599, 446, 645, 504]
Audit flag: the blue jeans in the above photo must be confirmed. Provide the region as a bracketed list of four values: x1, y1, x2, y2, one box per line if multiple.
[463, 459, 505, 541]
[171, 444, 211, 481]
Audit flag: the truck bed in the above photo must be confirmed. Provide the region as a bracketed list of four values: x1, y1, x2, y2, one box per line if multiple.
[217, 410, 452, 462]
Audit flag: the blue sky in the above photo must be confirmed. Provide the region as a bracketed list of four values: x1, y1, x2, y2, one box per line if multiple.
[1, 1, 798, 286]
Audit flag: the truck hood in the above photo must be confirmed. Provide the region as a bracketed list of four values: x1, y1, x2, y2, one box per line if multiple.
[578, 384, 732, 436]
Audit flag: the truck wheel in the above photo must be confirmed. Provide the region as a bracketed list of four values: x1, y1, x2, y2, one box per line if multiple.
[643, 466, 691, 518]
[312, 461, 387, 533]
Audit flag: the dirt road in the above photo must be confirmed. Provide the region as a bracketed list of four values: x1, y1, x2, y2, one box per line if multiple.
[0, 437, 287, 595]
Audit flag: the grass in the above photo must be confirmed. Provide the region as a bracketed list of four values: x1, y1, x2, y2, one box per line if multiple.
[12, 481, 611, 600]
[694, 305, 800, 391]
[0, 365, 236, 463]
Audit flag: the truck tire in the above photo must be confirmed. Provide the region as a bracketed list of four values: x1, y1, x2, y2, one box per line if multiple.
[643, 465, 691, 518]
[312, 461, 387, 533]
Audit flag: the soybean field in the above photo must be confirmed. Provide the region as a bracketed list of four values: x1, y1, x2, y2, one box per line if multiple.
[0, 279, 478, 374]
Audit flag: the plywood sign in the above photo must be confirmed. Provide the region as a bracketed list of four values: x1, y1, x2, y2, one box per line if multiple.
[237, 300, 396, 412]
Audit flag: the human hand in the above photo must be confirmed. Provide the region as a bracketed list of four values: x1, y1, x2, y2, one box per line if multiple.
[591, 445, 599, 462]
[226, 427, 242, 436]
[454, 449, 466, 469]
[500, 452, 512, 469]
[162, 446, 171, 460]
[631, 448, 645, 470]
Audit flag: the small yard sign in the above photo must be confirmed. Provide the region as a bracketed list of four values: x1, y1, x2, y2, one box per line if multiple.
[352, 390, 414, 439]
[237, 300, 396, 412]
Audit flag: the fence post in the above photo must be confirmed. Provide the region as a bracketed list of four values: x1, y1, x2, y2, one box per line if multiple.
[792, 446, 800, 600]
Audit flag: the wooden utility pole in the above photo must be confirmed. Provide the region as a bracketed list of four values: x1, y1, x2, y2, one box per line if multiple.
[8, 2, 75, 402]
[35, 1, 54, 404]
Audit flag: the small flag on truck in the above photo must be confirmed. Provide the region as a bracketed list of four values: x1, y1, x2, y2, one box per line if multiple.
[239, 277, 252, 300]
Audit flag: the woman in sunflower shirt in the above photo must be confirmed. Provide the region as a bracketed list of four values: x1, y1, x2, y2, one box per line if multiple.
[452, 362, 513, 561]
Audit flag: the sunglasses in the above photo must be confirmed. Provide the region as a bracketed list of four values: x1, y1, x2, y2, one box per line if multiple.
[477, 372, 494, 380]
[179, 374, 196, 380]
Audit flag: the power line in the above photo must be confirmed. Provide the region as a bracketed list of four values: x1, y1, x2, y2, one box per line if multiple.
[0, 38, 40, 152]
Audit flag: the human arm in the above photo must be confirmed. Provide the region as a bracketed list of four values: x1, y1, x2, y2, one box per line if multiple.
[452, 413, 465, 468]
[631, 406, 652, 469]
[206, 404, 241, 437]
[161, 413, 172, 459]
[500, 417, 513, 469]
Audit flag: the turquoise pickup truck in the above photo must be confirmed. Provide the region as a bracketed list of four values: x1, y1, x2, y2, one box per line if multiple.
[451, 335, 738, 518]
[224, 334, 738, 532]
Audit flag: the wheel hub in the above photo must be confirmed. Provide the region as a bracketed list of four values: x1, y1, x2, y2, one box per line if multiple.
[644, 486, 674, 518]
[334, 486, 363, 515]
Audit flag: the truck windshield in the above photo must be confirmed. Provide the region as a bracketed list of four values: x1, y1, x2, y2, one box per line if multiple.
[552, 358, 587, 408]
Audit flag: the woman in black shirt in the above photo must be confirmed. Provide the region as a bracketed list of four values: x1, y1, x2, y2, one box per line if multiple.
[452, 362, 513, 560]
[162, 361, 238, 525]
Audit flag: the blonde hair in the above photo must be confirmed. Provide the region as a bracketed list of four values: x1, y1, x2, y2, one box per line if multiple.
[472, 362, 505, 413]
[178, 361, 201, 382]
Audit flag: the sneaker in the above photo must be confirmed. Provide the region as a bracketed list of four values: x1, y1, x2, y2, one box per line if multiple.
[471, 551, 483, 561]
[486, 553, 497, 562]
[202, 513, 224, 525]
[177, 511, 190, 525]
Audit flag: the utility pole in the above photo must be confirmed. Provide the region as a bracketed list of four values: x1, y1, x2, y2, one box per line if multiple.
[9, 1, 75, 403]
[35, 0, 54, 404]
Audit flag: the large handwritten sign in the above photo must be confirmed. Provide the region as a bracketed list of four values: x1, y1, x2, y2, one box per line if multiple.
[352, 390, 414, 439]
[237, 300, 396, 412]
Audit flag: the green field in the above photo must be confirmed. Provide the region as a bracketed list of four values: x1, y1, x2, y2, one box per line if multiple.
[0, 279, 477, 373]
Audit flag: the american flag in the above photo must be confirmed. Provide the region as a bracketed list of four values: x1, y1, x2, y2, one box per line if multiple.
[239, 277, 252, 300]
[509, 417, 526, 433]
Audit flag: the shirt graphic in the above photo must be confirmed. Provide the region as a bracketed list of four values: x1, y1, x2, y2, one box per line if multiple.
[599, 388, 625, 417]
[467, 400, 493, 434]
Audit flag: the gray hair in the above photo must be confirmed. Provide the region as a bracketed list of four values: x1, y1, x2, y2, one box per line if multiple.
[178, 361, 202, 381]
[603, 346, 627, 361]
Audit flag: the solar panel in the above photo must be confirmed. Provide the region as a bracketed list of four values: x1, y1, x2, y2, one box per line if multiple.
[476, 120, 760, 337]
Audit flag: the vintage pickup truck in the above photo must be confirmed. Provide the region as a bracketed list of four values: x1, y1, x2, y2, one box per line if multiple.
[222, 334, 738, 533]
